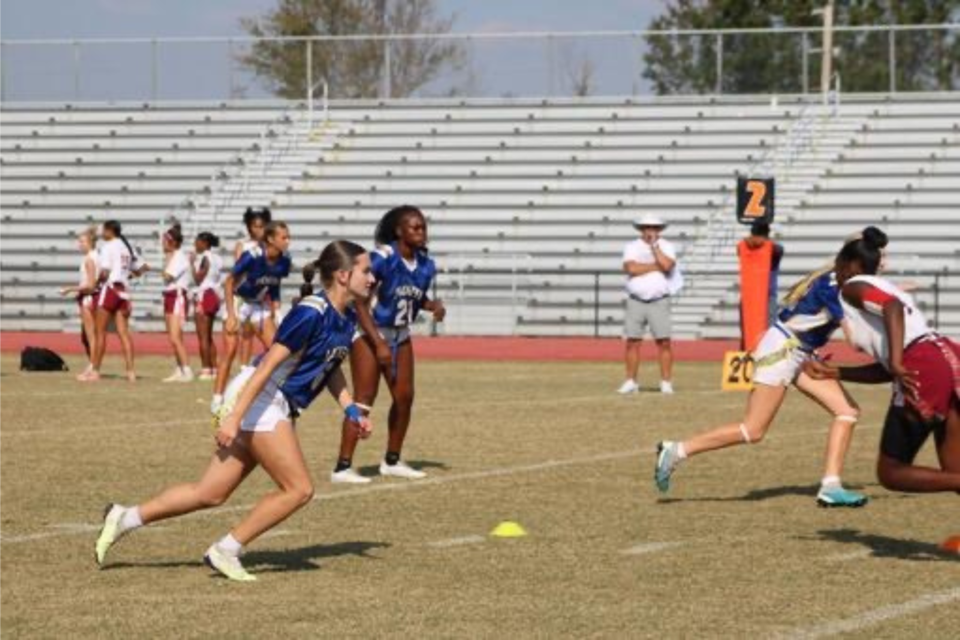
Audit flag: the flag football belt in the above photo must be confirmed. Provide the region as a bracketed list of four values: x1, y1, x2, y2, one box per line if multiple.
[754, 323, 813, 369]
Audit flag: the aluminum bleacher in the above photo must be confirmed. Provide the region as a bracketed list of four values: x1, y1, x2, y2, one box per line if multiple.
[1, 94, 958, 337]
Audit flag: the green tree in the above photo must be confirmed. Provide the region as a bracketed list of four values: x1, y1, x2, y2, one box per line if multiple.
[240, 0, 464, 99]
[643, 0, 960, 95]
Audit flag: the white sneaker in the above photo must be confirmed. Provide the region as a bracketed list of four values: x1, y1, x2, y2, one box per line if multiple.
[660, 381, 675, 395]
[203, 544, 256, 582]
[180, 367, 195, 382]
[330, 468, 372, 484]
[617, 379, 640, 395]
[163, 369, 184, 383]
[198, 369, 216, 381]
[379, 460, 427, 480]
[95, 503, 127, 567]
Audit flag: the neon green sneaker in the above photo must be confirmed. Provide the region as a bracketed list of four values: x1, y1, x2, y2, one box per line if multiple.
[95, 503, 125, 567]
[203, 544, 257, 582]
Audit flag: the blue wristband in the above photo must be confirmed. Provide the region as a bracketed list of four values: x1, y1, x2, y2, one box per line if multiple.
[344, 404, 363, 423]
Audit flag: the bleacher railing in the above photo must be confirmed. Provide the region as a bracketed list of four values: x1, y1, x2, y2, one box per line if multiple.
[1, 24, 957, 102]
[433, 267, 956, 338]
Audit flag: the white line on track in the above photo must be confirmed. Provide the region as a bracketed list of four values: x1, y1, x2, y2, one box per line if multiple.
[620, 541, 684, 556]
[771, 587, 960, 639]
[427, 535, 486, 548]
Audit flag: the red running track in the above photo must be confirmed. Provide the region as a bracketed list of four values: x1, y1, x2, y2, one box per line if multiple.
[0, 331, 869, 363]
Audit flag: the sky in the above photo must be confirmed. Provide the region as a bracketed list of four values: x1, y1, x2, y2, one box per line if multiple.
[0, 0, 669, 101]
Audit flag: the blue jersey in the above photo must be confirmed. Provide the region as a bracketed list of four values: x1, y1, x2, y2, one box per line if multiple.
[255, 292, 357, 412]
[777, 271, 844, 349]
[232, 245, 292, 303]
[370, 244, 437, 328]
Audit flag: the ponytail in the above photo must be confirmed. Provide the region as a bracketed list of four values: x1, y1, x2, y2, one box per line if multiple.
[104, 219, 136, 261]
[300, 261, 319, 300]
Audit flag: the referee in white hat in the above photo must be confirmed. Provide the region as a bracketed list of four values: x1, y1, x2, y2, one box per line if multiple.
[618, 214, 681, 395]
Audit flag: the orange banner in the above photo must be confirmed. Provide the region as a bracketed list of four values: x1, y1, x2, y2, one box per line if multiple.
[737, 239, 773, 352]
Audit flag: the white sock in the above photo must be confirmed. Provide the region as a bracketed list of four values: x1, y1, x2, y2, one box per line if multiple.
[119, 506, 143, 533]
[821, 475, 841, 489]
[212, 394, 223, 403]
[676, 442, 688, 460]
[182, 366, 193, 376]
[217, 533, 243, 557]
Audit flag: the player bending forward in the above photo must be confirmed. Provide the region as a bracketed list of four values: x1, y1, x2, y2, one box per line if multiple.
[95, 241, 374, 581]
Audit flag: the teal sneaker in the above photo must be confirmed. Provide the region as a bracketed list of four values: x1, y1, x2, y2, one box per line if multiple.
[655, 441, 681, 494]
[816, 485, 868, 508]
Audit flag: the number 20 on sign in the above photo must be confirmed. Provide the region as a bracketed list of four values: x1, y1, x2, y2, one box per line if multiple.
[721, 351, 755, 391]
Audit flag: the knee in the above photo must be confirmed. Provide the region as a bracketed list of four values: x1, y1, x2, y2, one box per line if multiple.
[657, 339, 672, 351]
[876, 456, 903, 491]
[290, 482, 314, 507]
[196, 489, 229, 509]
[393, 391, 415, 410]
[740, 422, 766, 444]
[836, 405, 860, 424]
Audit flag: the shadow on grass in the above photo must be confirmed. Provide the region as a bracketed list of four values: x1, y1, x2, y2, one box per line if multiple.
[815, 528, 959, 562]
[657, 482, 913, 505]
[102, 541, 390, 574]
[245, 540, 390, 573]
[356, 459, 450, 477]
[657, 484, 820, 504]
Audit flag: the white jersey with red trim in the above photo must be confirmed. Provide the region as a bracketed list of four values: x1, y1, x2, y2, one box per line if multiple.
[99, 238, 138, 286]
[840, 275, 930, 369]
[164, 249, 192, 292]
[196, 250, 223, 293]
[79, 249, 98, 288]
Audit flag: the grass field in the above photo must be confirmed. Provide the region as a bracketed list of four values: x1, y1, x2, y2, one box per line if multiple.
[1, 353, 958, 639]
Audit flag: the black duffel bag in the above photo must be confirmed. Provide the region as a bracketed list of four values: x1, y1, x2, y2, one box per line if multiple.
[20, 346, 69, 372]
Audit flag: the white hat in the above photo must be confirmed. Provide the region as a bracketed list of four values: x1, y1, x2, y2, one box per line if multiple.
[632, 214, 667, 228]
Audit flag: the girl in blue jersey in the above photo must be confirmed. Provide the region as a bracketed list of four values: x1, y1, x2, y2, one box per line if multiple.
[95, 240, 375, 582]
[211, 221, 292, 414]
[331, 205, 446, 484]
[655, 233, 877, 508]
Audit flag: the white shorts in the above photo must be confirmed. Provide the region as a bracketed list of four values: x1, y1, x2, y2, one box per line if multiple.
[225, 298, 272, 327]
[223, 366, 294, 433]
[751, 325, 812, 387]
[355, 325, 411, 345]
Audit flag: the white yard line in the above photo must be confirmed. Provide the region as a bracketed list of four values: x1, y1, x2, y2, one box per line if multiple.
[427, 535, 487, 548]
[772, 587, 960, 639]
[620, 541, 685, 556]
[823, 549, 873, 562]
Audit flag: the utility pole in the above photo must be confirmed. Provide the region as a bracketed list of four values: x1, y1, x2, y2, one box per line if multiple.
[820, 0, 835, 99]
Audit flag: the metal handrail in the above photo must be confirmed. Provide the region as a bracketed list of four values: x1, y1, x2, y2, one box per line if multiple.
[3, 23, 957, 46]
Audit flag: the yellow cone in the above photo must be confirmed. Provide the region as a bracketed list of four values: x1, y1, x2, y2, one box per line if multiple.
[490, 521, 527, 538]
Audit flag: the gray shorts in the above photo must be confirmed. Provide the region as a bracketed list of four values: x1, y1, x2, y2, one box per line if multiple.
[624, 296, 672, 340]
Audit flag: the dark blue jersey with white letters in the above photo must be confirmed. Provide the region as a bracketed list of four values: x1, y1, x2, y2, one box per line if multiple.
[254, 292, 357, 412]
[232, 244, 292, 303]
[777, 271, 844, 349]
[370, 244, 436, 328]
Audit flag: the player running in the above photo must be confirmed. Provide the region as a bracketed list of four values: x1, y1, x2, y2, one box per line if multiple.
[60, 226, 100, 378]
[330, 205, 445, 484]
[85, 220, 148, 382]
[802, 227, 960, 496]
[192, 231, 223, 381]
[160, 223, 195, 383]
[211, 221, 292, 414]
[655, 236, 870, 507]
[95, 241, 375, 582]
